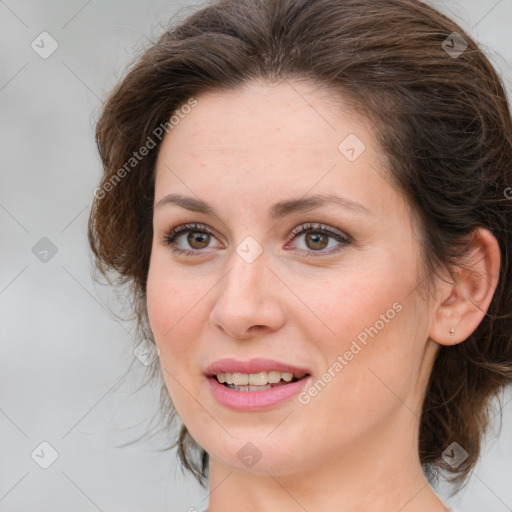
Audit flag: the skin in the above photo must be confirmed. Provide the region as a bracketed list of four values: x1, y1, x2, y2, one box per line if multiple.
[146, 79, 500, 512]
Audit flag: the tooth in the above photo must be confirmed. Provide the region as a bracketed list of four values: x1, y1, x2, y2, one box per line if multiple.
[217, 370, 301, 387]
[233, 372, 249, 385]
[267, 371, 282, 383]
[249, 372, 268, 386]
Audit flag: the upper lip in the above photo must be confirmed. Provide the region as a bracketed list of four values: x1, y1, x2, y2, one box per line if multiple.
[205, 358, 311, 378]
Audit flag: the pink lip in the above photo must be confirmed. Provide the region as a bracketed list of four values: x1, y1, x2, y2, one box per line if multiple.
[204, 358, 312, 411]
[207, 374, 312, 411]
[204, 357, 310, 377]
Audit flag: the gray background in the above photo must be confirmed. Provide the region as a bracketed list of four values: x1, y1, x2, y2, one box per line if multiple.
[1, 1, 511, 511]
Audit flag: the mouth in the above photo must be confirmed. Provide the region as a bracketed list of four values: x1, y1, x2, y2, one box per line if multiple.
[205, 357, 311, 392]
[204, 358, 312, 410]
[214, 370, 309, 392]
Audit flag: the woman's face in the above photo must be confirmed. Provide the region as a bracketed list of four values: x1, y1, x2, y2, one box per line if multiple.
[147, 80, 440, 476]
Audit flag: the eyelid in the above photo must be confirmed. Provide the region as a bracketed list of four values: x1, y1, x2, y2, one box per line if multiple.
[161, 222, 223, 252]
[285, 222, 351, 244]
[283, 222, 351, 256]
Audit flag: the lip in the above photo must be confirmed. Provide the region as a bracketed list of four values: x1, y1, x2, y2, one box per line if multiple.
[204, 357, 311, 377]
[204, 358, 312, 412]
[207, 374, 312, 411]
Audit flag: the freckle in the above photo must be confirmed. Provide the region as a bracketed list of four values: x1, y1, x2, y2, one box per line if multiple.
[200, 162, 206, 167]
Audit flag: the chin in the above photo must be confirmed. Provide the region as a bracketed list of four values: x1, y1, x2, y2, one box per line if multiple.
[198, 428, 322, 476]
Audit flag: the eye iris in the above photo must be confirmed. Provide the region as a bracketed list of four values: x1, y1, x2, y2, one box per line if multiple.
[187, 231, 210, 249]
[305, 232, 328, 250]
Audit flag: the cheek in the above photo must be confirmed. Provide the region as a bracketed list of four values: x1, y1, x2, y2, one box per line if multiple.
[146, 248, 198, 336]
[146, 261, 206, 420]
[146, 256, 202, 368]
[146, 268, 175, 344]
[313, 263, 426, 415]
[316, 261, 404, 348]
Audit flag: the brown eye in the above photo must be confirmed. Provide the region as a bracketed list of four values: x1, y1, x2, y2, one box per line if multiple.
[163, 223, 220, 255]
[187, 231, 210, 249]
[305, 232, 329, 250]
[286, 223, 351, 256]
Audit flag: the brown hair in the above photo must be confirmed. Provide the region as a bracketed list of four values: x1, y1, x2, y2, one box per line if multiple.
[88, 0, 512, 492]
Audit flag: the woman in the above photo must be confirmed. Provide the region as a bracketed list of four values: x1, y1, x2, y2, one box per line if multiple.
[88, 0, 512, 510]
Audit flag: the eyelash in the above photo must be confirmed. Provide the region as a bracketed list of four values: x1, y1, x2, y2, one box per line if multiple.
[161, 222, 351, 258]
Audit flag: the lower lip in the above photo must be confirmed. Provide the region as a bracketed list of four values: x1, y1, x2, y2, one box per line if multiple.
[207, 375, 312, 411]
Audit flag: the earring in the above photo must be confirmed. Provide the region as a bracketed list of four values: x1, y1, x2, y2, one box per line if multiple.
[449, 328, 455, 336]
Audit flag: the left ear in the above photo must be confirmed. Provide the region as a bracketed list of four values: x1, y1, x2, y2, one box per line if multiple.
[429, 227, 501, 346]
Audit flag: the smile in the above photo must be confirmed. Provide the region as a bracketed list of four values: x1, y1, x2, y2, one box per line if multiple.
[216, 371, 305, 391]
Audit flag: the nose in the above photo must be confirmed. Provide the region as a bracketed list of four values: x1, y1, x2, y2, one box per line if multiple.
[208, 250, 286, 339]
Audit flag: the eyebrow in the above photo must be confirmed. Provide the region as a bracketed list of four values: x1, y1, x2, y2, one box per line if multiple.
[154, 193, 371, 218]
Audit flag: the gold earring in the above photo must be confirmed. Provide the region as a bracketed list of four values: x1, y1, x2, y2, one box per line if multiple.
[449, 328, 455, 336]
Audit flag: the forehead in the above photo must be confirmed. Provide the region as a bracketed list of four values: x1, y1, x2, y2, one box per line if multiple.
[154, 80, 398, 220]
[162, 80, 364, 151]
